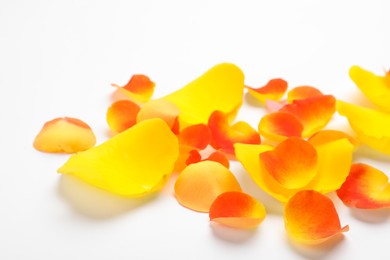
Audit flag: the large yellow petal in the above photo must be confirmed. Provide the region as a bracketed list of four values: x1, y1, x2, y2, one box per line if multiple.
[57, 118, 179, 197]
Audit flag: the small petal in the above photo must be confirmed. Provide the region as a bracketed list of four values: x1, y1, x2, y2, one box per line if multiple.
[57, 119, 179, 197]
[106, 100, 140, 133]
[284, 190, 349, 245]
[112, 74, 155, 103]
[205, 151, 230, 168]
[308, 130, 358, 147]
[337, 100, 390, 155]
[33, 117, 96, 153]
[258, 111, 303, 142]
[178, 124, 211, 150]
[246, 78, 288, 103]
[337, 163, 390, 209]
[287, 86, 323, 103]
[209, 191, 266, 229]
[174, 161, 241, 212]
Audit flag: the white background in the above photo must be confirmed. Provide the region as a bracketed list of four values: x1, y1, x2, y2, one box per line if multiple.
[1, 0, 390, 259]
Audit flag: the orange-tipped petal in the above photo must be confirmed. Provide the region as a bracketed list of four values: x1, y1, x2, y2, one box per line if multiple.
[287, 86, 323, 103]
[57, 118, 179, 197]
[337, 100, 390, 155]
[174, 161, 241, 212]
[33, 117, 96, 153]
[260, 138, 318, 189]
[258, 111, 303, 142]
[185, 149, 202, 166]
[205, 151, 230, 168]
[246, 78, 288, 103]
[308, 130, 358, 147]
[349, 65, 390, 111]
[209, 191, 266, 229]
[161, 63, 245, 128]
[106, 100, 141, 133]
[208, 110, 261, 155]
[280, 95, 336, 137]
[337, 163, 390, 209]
[178, 124, 211, 150]
[284, 190, 349, 245]
[265, 99, 287, 113]
[112, 74, 155, 103]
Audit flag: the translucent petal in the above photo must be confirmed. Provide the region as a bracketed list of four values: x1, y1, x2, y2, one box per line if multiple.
[246, 78, 288, 103]
[258, 111, 303, 142]
[112, 74, 155, 103]
[106, 100, 140, 133]
[287, 86, 323, 103]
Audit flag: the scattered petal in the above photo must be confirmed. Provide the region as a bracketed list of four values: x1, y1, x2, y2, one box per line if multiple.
[246, 78, 288, 103]
[178, 123, 211, 150]
[265, 99, 287, 113]
[106, 100, 140, 133]
[337, 163, 390, 209]
[209, 191, 266, 229]
[287, 86, 323, 103]
[308, 130, 358, 147]
[33, 117, 96, 153]
[174, 161, 241, 212]
[57, 119, 179, 197]
[205, 151, 230, 168]
[258, 111, 303, 142]
[185, 150, 202, 166]
[284, 190, 349, 245]
[112, 74, 155, 103]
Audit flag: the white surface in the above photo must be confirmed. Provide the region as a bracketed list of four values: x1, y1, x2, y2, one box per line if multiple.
[1, 1, 390, 259]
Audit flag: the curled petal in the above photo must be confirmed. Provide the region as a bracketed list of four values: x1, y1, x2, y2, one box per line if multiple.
[284, 190, 349, 245]
[337, 100, 390, 155]
[208, 110, 261, 155]
[106, 100, 140, 133]
[337, 163, 390, 209]
[178, 124, 211, 150]
[161, 63, 245, 128]
[174, 161, 241, 212]
[209, 191, 266, 229]
[246, 78, 288, 103]
[112, 74, 155, 103]
[349, 65, 390, 111]
[33, 117, 96, 153]
[308, 130, 358, 147]
[287, 86, 323, 103]
[57, 119, 179, 197]
[280, 95, 336, 137]
[258, 112, 303, 142]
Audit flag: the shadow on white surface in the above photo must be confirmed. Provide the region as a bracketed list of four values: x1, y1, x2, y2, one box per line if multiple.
[353, 145, 390, 163]
[349, 208, 390, 224]
[58, 175, 157, 219]
[210, 221, 258, 244]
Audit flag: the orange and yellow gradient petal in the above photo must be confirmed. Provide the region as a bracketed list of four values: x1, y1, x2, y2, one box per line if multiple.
[106, 100, 140, 133]
[258, 112, 303, 142]
[246, 78, 288, 103]
[112, 74, 155, 103]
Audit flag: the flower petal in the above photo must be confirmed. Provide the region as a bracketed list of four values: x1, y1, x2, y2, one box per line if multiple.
[178, 123, 211, 150]
[209, 191, 266, 229]
[106, 100, 141, 133]
[349, 65, 390, 111]
[284, 190, 349, 245]
[337, 163, 390, 209]
[161, 63, 245, 128]
[33, 117, 96, 153]
[287, 86, 323, 103]
[112, 74, 155, 103]
[337, 100, 390, 155]
[174, 161, 241, 212]
[258, 111, 303, 142]
[208, 110, 261, 155]
[205, 151, 230, 168]
[308, 130, 358, 147]
[246, 78, 288, 103]
[57, 118, 179, 197]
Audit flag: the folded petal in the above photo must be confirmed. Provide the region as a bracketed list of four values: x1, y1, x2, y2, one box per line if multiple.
[178, 123, 211, 150]
[246, 78, 288, 103]
[349, 65, 390, 111]
[308, 130, 358, 147]
[284, 190, 349, 245]
[174, 161, 241, 212]
[57, 118, 179, 197]
[209, 191, 266, 229]
[112, 74, 155, 103]
[258, 111, 303, 142]
[106, 100, 141, 133]
[161, 63, 245, 128]
[33, 117, 96, 153]
[337, 163, 390, 209]
[337, 100, 390, 155]
[287, 86, 323, 103]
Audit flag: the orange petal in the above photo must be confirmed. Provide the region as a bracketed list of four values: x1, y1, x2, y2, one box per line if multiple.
[178, 124, 211, 150]
[106, 100, 141, 133]
[246, 78, 288, 103]
[205, 151, 230, 168]
[337, 163, 390, 209]
[209, 191, 266, 229]
[280, 95, 336, 137]
[287, 86, 323, 103]
[33, 117, 96, 153]
[185, 149, 202, 166]
[258, 111, 303, 142]
[112, 74, 155, 103]
[284, 190, 349, 245]
[174, 161, 241, 212]
[260, 138, 318, 189]
[208, 110, 261, 155]
[308, 130, 358, 147]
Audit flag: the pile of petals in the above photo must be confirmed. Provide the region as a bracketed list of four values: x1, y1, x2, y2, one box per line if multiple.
[34, 63, 390, 246]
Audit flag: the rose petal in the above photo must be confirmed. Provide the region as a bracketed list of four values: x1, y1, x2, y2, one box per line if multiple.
[337, 163, 390, 209]
[178, 123, 211, 150]
[308, 129, 358, 147]
[106, 100, 141, 133]
[246, 78, 288, 103]
[57, 118, 179, 197]
[258, 111, 303, 142]
[174, 161, 241, 212]
[205, 151, 230, 168]
[287, 86, 323, 103]
[112, 74, 155, 103]
[337, 100, 390, 155]
[284, 190, 349, 245]
[33, 117, 96, 153]
[209, 191, 266, 229]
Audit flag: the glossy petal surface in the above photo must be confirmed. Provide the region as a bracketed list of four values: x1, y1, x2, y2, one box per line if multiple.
[246, 78, 288, 103]
[58, 119, 179, 197]
[258, 111, 303, 142]
[287, 86, 323, 103]
[112, 74, 155, 103]
[106, 100, 140, 133]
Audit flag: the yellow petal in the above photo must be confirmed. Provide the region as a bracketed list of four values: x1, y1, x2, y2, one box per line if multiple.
[57, 118, 179, 197]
